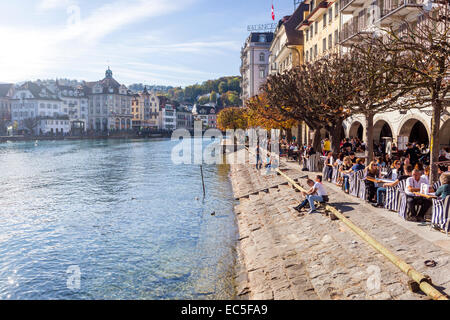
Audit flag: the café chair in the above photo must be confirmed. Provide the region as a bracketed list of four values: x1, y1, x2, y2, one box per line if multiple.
[431, 196, 450, 236]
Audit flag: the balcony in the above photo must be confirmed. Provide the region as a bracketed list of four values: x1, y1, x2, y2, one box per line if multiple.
[339, 18, 372, 46]
[378, 0, 423, 26]
[308, 1, 330, 21]
[340, 0, 367, 14]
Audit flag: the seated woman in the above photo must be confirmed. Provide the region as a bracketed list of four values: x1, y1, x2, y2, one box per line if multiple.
[373, 164, 413, 208]
[385, 160, 402, 180]
[435, 173, 450, 200]
[340, 156, 354, 193]
[376, 157, 386, 169]
[364, 161, 381, 203]
[352, 158, 366, 172]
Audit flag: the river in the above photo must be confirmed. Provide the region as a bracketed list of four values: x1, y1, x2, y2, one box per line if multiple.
[0, 138, 238, 299]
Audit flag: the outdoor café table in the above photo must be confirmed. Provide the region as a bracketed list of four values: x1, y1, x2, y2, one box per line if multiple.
[366, 177, 395, 187]
[412, 192, 438, 200]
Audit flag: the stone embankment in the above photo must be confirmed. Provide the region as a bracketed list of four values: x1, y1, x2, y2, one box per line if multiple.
[229, 149, 450, 300]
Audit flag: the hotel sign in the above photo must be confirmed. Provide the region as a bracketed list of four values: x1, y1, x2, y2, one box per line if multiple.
[247, 23, 277, 32]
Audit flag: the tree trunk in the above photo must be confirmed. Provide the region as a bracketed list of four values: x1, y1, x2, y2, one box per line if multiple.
[286, 129, 293, 144]
[312, 127, 322, 152]
[365, 113, 374, 163]
[430, 99, 442, 184]
[330, 120, 344, 156]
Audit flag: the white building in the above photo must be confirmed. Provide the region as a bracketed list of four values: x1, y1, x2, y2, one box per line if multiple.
[10, 82, 69, 135]
[159, 104, 176, 131]
[54, 84, 89, 132]
[240, 32, 273, 105]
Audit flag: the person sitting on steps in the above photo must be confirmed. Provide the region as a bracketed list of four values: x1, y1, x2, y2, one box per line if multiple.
[293, 175, 329, 214]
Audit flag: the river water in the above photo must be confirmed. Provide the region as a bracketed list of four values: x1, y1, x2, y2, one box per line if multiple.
[0, 139, 238, 299]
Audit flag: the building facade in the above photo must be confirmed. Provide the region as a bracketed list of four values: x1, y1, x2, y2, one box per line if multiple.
[85, 68, 133, 132]
[176, 106, 193, 130]
[10, 82, 69, 135]
[269, 3, 309, 75]
[240, 32, 274, 105]
[192, 104, 217, 129]
[54, 84, 89, 132]
[131, 87, 160, 130]
[0, 83, 13, 134]
[298, 0, 340, 63]
[339, 0, 450, 149]
[159, 104, 177, 131]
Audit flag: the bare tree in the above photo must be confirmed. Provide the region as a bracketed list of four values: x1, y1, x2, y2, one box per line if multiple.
[360, 3, 450, 181]
[23, 118, 39, 135]
[346, 42, 416, 162]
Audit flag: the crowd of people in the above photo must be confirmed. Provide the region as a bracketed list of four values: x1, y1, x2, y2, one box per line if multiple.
[279, 136, 449, 227]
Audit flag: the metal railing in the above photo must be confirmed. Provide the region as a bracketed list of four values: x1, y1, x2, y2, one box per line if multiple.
[380, 0, 422, 17]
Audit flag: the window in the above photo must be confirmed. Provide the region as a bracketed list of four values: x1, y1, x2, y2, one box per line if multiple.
[335, 2, 339, 17]
[306, 29, 309, 41]
[259, 52, 265, 62]
[328, 34, 332, 49]
[259, 35, 266, 42]
[310, 48, 313, 60]
[310, 24, 313, 37]
[305, 51, 309, 63]
[323, 14, 327, 28]
[259, 70, 265, 78]
[315, 22, 318, 34]
[314, 44, 317, 57]
[329, 8, 332, 23]
[334, 30, 339, 45]
[323, 38, 326, 52]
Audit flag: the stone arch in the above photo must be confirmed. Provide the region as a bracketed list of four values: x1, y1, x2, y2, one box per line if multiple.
[439, 118, 450, 147]
[348, 121, 364, 140]
[398, 116, 430, 145]
[373, 118, 394, 144]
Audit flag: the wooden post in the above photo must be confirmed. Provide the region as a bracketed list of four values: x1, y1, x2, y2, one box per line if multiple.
[200, 165, 206, 198]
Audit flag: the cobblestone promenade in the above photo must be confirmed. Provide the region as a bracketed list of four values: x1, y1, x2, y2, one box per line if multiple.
[230, 150, 450, 300]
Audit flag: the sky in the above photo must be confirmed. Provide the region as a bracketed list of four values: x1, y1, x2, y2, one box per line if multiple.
[0, 0, 297, 87]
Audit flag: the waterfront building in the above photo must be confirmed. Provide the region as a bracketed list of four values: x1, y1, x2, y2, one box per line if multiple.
[131, 87, 160, 130]
[269, 2, 309, 75]
[297, 0, 340, 63]
[240, 32, 273, 105]
[84, 67, 133, 132]
[192, 104, 217, 129]
[10, 82, 70, 135]
[159, 104, 177, 131]
[176, 105, 193, 130]
[0, 83, 14, 134]
[53, 83, 89, 132]
[269, 2, 310, 144]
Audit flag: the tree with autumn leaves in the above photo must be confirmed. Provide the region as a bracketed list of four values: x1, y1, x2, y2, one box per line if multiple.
[260, 54, 353, 153]
[216, 107, 248, 131]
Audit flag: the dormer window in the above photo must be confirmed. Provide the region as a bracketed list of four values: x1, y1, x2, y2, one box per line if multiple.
[259, 35, 266, 42]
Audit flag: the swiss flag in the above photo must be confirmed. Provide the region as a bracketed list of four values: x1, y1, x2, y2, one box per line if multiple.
[271, 4, 275, 21]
